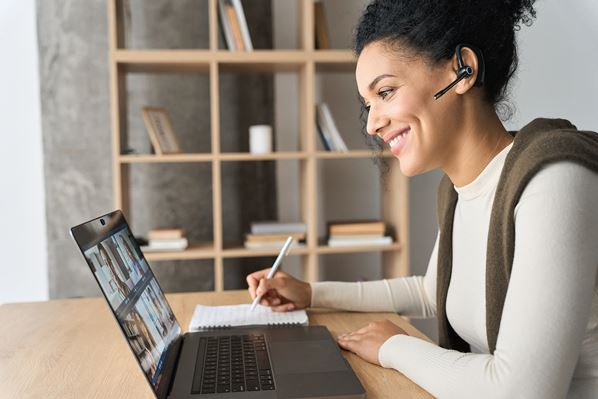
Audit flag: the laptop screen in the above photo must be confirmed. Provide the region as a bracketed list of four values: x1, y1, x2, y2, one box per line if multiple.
[71, 210, 181, 398]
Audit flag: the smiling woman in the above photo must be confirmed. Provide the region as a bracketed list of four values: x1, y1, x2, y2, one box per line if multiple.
[245, 1, 598, 398]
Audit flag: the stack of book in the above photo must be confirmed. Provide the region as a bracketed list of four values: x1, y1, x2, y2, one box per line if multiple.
[141, 228, 189, 252]
[327, 221, 392, 247]
[218, 0, 253, 51]
[244, 222, 307, 250]
[316, 103, 348, 152]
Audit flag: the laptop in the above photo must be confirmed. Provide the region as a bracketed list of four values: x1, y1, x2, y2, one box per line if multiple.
[70, 210, 366, 398]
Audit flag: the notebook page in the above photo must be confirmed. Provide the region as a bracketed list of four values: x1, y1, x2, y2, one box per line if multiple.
[189, 304, 308, 330]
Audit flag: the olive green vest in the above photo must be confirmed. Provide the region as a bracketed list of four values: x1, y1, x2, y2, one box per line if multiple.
[436, 118, 598, 354]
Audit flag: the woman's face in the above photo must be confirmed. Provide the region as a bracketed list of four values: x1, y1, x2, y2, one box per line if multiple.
[356, 41, 462, 176]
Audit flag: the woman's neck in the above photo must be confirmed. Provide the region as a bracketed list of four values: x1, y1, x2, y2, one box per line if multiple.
[444, 108, 513, 187]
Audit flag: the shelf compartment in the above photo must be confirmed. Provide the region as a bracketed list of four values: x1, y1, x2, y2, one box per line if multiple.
[124, 71, 212, 155]
[115, 0, 210, 51]
[120, 153, 214, 163]
[143, 242, 216, 261]
[218, 68, 301, 153]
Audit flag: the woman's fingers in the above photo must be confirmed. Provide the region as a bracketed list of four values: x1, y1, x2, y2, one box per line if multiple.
[337, 332, 363, 352]
[246, 269, 269, 299]
[271, 302, 295, 312]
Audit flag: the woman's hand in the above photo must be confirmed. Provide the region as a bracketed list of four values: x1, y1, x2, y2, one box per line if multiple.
[337, 320, 408, 365]
[246, 268, 312, 311]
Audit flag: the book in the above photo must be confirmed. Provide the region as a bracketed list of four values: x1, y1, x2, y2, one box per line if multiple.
[316, 103, 348, 152]
[245, 232, 306, 242]
[250, 222, 307, 235]
[329, 221, 386, 235]
[244, 241, 305, 250]
[142, 237, 189, 251]
[316, 114, 333, 151]
[141, 107, 181, 155]
[189, 304, 308, 330]
[148, 228, 185, 240]
[327, 234, 386, 240]
[314, 1, 330, 50]
[232, 0, 253, 51]
[328, 236, 393, 247]
[225, 0, 245, 51]
[218, 0, 237, 50]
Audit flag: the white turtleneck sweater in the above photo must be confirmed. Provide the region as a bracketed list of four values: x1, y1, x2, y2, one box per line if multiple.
[311, 143, 598, 398]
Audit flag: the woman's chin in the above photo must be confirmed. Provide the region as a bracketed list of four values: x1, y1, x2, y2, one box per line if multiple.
[397, 156, 426, 177]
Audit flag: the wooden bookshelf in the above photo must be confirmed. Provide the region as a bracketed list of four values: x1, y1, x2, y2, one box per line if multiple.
[108, 0, 410, 291]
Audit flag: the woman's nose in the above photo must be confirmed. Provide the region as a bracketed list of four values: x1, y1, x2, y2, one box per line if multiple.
[366, 106, 389, 136]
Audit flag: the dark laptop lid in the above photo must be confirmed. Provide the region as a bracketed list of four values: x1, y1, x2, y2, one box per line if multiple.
[71, 210, 182, 399]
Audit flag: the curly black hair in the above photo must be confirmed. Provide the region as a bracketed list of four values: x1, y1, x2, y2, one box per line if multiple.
[354, 0, 536, 172]
[354, 0, 537, 111]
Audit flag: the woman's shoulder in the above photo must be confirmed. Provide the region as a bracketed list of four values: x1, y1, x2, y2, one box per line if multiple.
[514, 118, 598, 154]
[517, 161, 598, 212]
[502, 118, 598, 198]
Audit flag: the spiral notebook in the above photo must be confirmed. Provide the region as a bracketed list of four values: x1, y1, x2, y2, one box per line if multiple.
[188, 304, 309, 330]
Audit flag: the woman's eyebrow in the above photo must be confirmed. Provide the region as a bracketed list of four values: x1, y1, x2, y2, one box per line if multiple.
[368, 74, 396, 91]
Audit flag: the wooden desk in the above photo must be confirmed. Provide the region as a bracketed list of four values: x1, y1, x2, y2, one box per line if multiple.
[0, 290, 433, 398]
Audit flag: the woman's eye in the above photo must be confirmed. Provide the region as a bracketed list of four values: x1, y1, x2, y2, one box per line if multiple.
[378, 88, 393, 99]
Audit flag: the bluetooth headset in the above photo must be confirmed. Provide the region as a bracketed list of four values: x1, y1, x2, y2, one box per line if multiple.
[433, 43, 486, 100]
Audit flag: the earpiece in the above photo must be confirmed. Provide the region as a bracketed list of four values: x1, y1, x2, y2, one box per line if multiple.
[434, 44, 485, 100]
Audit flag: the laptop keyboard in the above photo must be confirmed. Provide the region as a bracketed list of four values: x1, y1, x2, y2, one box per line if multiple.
[192, 334, 275, 394]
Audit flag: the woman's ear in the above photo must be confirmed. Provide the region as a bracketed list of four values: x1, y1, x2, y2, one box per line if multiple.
[453, 46, 480, 95]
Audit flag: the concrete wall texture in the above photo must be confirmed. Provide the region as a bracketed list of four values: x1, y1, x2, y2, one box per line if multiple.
[37, 0, 276, 299]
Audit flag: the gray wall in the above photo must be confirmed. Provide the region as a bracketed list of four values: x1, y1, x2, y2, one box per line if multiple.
[37, 0, 276, 299]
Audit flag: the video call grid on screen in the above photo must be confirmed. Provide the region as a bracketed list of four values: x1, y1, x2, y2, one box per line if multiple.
[81, 224, 181, 388]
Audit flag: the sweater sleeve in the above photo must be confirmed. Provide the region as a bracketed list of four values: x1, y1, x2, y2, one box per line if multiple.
[309, 234, 438, 318]
[378, 162, 598, 399]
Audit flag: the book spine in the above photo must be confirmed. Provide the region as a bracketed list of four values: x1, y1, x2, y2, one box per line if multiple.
[314, 1, 330, 50]
[328, 236, 393, 247]
[315, 113, 333, 151]
[316, 104, 337, 151]
[147, 238, 189, 249]
[218, 0, 237, 50]
[250, 223, 307, 234]
[232, 0, 253, 51]
[245, 232, 306, 242]
[141, 107, 163, 155]
[148, 230, 184, 240]
[225, 1, 245, 51]
[320, 103, 348, 152]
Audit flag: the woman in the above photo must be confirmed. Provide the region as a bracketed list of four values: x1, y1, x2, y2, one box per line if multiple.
[247, 0, 598, 397]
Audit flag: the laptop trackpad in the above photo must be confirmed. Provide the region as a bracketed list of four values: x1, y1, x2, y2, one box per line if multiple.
[270, 340, 348, 374]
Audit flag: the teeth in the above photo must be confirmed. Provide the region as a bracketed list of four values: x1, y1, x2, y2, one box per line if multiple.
[388, 129, 409, 147]
[389, 133, 404, 147]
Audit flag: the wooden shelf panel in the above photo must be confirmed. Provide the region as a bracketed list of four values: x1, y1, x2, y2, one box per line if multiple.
[315, 150, 394, 159]
[113, 50, 355, 72]
[120, 154, 214, 163]
[120, 151, 394, 163]
[222, 245, 310, 258]
[142, 243, 401, 262]
[316, 243, 402, 255]
[219, 152, 308, 161]
[143, 242, 215, 261]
